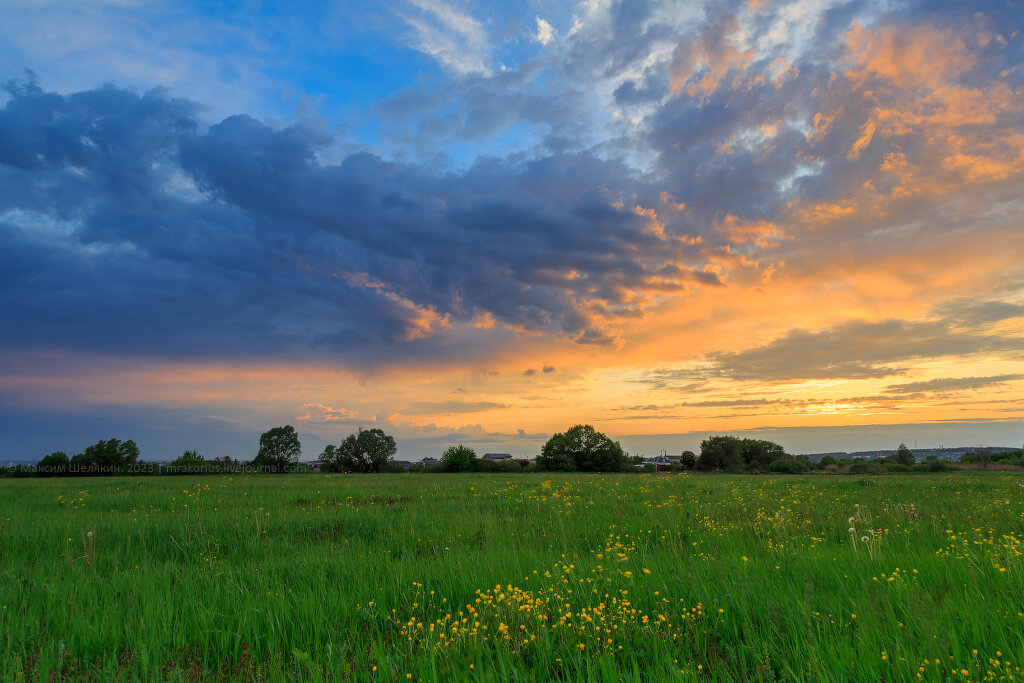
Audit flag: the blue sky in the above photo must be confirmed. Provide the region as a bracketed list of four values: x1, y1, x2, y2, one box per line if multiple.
[1, 0, 1023, 462]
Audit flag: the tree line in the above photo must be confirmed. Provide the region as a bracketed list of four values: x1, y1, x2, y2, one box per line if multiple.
[7, 424, 1007, 478]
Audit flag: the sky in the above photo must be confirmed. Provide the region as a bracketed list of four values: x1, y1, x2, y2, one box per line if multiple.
[1, 0, 1023, 462]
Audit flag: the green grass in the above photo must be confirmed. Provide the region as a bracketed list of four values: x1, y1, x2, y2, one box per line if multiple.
[1, 472, 1022, 681]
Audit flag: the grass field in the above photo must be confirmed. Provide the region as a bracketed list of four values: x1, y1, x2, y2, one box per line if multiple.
[1, 472, 1022, 681]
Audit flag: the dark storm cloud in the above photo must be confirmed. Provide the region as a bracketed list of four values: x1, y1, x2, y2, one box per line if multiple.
[4, 1, 1023, 366]
[0, 76, 714, 359]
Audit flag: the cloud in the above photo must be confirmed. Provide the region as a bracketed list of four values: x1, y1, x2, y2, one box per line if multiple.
[704, 318, 1023, 382]
[885, 375, 1023, 395]
[296, 403, 358, 422]
[400, 0, 492, 75]
[402, 400, 507, 415]
[542, 364, 555, 373]
[535, 17, 555, 46]
[523, 368, 537, 376]
[0, 77, 729, 360]
[2, 1, 1024, 463]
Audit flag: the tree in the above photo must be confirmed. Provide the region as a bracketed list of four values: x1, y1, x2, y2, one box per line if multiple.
[37, 451, 69, 477]
[254, 426, 301, 472]
[321, 428, 397, 473]
[167, 450, 212, 474]
[894, 443, 915, 466]
[537, 425, 629, 472]
[680, 450, 697, 470]
[697, 435, 743, 472]
[439, 444, 478, 472]
[739, 439, 788, 471]
[71, 438, 140, 474]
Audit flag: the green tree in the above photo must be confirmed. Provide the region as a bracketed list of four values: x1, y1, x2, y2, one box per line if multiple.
[680, 450, 697, 470]
[321, 428, 397, 473]
[697, 435, 743, 472]
[439, 444, 478, 472]
[254, 426, 301, 472]
[71, 438, 140, 474]
[37, 451, 69, 477]
[739, 439, 788, 471]
[167, 450, 211, 474]
[894, 443, 915, 466]
[537, 425, 628, 472]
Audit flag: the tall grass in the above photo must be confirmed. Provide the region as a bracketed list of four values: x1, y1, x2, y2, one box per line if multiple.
[1, 473, 1022, 680]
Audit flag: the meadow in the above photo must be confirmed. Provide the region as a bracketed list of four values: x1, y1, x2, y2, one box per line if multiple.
[1, 472, 1022, 681]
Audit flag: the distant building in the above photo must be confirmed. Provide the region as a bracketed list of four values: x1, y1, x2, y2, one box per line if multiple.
[483, 453, 512, 461]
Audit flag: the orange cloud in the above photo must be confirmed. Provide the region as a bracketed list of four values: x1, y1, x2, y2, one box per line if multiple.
[714, 214, 788, 249]
[671, 15, 755, 101]
[843, 23, 975, 88]
[296, 403, 358, 422]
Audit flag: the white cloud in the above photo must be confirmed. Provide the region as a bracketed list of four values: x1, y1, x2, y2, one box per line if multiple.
[400, 0, 491, 75]
[535, 17, 555, 46]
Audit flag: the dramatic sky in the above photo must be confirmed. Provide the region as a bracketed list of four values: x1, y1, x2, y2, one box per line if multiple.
[2, 0, 1023, 461]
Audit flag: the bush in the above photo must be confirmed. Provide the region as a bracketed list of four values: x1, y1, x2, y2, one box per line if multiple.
[490, 459, 522, 473]
[768, 458, 809, 474]
[470, 458, 494, 473]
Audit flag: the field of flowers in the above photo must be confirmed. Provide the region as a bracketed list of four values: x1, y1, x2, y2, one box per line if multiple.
[1, 472, 1022, 681]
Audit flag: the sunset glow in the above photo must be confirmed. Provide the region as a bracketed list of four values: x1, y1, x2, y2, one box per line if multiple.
[1, 0, 1022, 459]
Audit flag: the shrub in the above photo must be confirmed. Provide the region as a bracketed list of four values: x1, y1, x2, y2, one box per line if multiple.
[768, 458, 809, 474]
[490, 459, 522, 473]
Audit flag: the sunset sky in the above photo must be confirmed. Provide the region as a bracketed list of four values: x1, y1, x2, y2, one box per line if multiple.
[2, 0, 1023, 462]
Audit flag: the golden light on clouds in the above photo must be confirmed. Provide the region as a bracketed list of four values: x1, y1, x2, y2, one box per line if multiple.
[1, 2, 1022, 459]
